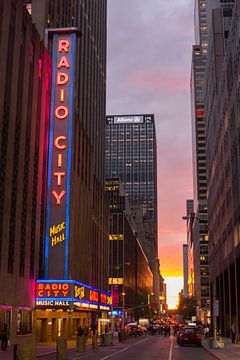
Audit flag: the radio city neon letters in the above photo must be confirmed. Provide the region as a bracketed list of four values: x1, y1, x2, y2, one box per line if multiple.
[45, 31, 75, 278]
[51, 39, 71, 206]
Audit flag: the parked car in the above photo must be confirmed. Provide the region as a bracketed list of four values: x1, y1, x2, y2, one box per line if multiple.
[178, 327, 202, 347]
[176, 326, 185, 343]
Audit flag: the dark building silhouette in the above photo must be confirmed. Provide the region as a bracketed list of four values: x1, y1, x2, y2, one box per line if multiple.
[106, 178, 153, 324]
[0, 0, 50, 345]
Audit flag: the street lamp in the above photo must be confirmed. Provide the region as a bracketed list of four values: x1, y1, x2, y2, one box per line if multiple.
[122, 292, 126, 327]
[182, 213, 218, 347]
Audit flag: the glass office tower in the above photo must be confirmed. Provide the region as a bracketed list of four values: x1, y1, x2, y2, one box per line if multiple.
[106, 114, 158, 269]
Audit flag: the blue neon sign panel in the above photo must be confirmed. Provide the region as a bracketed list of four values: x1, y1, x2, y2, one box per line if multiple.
[45, 32, 76, 279]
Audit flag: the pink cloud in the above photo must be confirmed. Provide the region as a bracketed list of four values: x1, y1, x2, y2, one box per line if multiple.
[126, 69, 189, 91]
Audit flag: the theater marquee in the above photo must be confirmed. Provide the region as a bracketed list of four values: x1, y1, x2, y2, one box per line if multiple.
[45, 30, 76, 279]
[35, 280, 112, 311]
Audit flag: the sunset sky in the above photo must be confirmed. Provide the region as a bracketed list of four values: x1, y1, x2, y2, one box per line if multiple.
[107, 0, 194, 308]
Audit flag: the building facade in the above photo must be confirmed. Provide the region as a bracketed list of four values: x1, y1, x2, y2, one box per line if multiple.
[183, 244, 189, 298]
[0, 0, 51, 345]
[105, 114, 158, 269]
[205, 2, 239, 337]
[28, 0, 110, 340]
[106, 178, 153, 325]
[190, 0, 213, 324]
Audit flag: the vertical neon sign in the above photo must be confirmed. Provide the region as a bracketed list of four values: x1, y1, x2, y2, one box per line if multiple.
[45, 31, 76, 279]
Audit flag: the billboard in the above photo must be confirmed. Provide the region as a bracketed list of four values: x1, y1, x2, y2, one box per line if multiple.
[45, 31, 76, 279]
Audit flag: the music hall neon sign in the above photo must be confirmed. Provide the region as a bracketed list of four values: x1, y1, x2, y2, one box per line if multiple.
[45, 31, 76, 279]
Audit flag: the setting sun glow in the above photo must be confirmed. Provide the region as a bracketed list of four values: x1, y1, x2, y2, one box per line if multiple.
[164, 276, 183, 309]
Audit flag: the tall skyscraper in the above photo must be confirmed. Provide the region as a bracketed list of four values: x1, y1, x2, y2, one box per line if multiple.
[205, 1, 237, 338]
[190, 0, 210, 324]
[191, 0, 235, 325]
[106, 114, 158, 269]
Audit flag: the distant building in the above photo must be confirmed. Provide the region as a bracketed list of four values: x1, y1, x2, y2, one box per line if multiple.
[106, 114, 158, 269]
[106, 178, 153, 324]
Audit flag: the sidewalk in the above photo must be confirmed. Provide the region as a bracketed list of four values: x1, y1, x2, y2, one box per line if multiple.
[0, 342, 74, 359]
[0, 335, 115, 359]
[202, 337, 240, 360]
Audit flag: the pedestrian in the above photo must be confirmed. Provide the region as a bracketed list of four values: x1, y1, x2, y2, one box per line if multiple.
[1, 324, 9, 351]
[77, 325, 84, 337]
[231, 323, 236, 344]
[204, 326, 209, 338]
[167, 325, 170, 336]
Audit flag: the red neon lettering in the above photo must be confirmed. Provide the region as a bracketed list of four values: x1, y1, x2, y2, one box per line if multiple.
[57, 72, 69, 85]
[58, 39, 70, 53]
[58, 154, 63, 167]
[60, 89, 64, 102]
[57, 56, 70, 69]
[38, 290, 43, 297]
[38, 284, 44, 290]
[62, 284, 69, 291]
[90, 290, 99, 302]
[52, 190, 66, 205]
[101, 294, 107, 303]
[54, 172, 66, 186]
[54, 136, 67, 149]
[55, 106, 68, 120]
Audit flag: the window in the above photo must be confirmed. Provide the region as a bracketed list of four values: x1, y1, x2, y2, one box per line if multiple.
[17, 310, 32, 335]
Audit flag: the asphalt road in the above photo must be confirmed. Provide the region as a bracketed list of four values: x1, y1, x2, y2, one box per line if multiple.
[39, 334, 217, 360]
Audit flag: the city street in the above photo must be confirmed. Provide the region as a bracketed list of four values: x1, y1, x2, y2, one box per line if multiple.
[38, 335, 216, 360]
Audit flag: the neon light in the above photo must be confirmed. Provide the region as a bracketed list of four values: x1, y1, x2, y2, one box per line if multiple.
[57, 72, 69, 85]
[46, 34, 74, 277]
[58, 39, 70, 53]
[37, 279, 99, 292]
[54, 172, 66, 186]
[58, 154, 63, 167]
[45, 36, 57, 278]
[57, 56, 70, 69]
[52, 190, 66, 205]
[36, 279, 113, 309]
[65, 33, 76, 279]
[54, 136, 67, 149]
[60, 89, 65, 102]
[55, 105, 69, 119]
[36, 297, 111, 308]
[49, 222, 65, 237]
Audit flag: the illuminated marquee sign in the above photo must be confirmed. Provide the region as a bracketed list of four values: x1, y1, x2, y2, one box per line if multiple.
[36, 281, 71, 298]
[45, 30, 76, 278]
[35, 280, 112, 311]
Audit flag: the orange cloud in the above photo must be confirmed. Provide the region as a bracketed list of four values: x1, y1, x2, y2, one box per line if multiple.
[127, 69, 189, 91]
